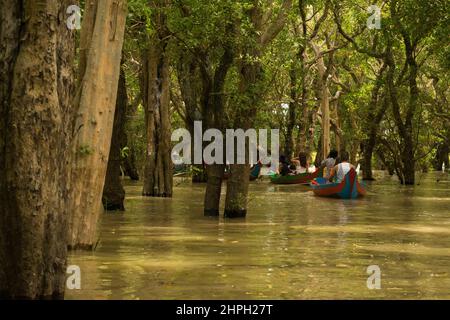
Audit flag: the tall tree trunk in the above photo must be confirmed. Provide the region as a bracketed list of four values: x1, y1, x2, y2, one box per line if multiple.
[362, 65, 388, 180]
[224, 164, 251, 218]
[69, 0, 128, 249]
[320, 77, 331, 160]
[224, 60, 262, 218]
[363, 96, 389, 180]
[202, 45, 234, 216]
[0, 0, 76, 299]
[102, 68, 127, 211]
[401, 61, 418, 185]
[312, 43, 331, 160]
[142, 12, 173, 197]
[176, 55, 207, 183]
[330, 93, 342, 153]
[204, 165, 225, 216]
[225, 0, 292, 218]
[285, 65, 298, 158]
[387, 45, 417, 185]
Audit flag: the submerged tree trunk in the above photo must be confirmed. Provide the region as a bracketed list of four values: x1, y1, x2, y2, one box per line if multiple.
[204, 165, 225, 216]
[102, 68, 127, 211]
[201, 43, 234, 216]
[224, 59, 263, 218]
[223, 1, 292, 219]
[69, 0, 128, 249]
[224, 164, 251, 218]
[0, 0, 76, 299]
[142, 9, 173, 197]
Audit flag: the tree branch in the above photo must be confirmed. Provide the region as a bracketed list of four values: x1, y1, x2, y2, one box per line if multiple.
[261, 0, 293, 46]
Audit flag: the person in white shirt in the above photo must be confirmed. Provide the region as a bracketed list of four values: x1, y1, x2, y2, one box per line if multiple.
[329, 151, 355, 183]
[320, 150, 338, 179]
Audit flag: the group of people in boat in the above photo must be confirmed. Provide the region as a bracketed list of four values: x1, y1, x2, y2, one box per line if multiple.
[277, 150, 355, 184]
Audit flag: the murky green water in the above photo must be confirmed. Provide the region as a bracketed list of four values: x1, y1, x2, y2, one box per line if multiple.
[67, 171, 450, 300]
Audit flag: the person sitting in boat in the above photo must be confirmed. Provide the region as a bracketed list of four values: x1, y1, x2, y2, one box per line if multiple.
[278, 155, 294, 176]
[294, 152, 310, 174]
[329, 151, 355, 183]
[320, 150, 338, 179]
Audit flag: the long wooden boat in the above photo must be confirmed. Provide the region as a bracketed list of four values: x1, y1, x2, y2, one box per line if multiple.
[310, 168, 366, 199]
[269, 168, 323, 185]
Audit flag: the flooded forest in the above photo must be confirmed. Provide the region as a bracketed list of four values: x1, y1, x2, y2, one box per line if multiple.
[1, 0, 449, 300]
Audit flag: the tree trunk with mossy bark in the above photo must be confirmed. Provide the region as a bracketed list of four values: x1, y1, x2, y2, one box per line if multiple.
[0, 0, 76, 299]
[142, 5, 173, 198]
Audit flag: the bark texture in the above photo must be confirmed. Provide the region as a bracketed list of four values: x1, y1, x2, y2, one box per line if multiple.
[69, 0, 128, 249]
[141, 4, 173, 198]
[0, 0, 76, 299]
[202, 46, 233, 216]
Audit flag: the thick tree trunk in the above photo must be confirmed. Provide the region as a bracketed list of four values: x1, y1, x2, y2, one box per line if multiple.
[204, 165, 225, 216]
[0, 0, 76, 299]
[201, 46, 234, 215]
[401, 136, 416, 185]
[102, 68, 127, 211]
[224, 165, 251, 218]
[224, 59, 262, 218]
[363, 139, 376, 180]
[142, 25, 173, 197]
[69, 0, 128, 249]
[175, 55, 207, 183]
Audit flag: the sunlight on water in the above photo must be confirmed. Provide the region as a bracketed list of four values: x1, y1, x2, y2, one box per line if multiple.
[67, 172, 450, 300]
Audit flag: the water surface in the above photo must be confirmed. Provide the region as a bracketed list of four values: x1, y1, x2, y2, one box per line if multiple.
[67, 172, 450, 299]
